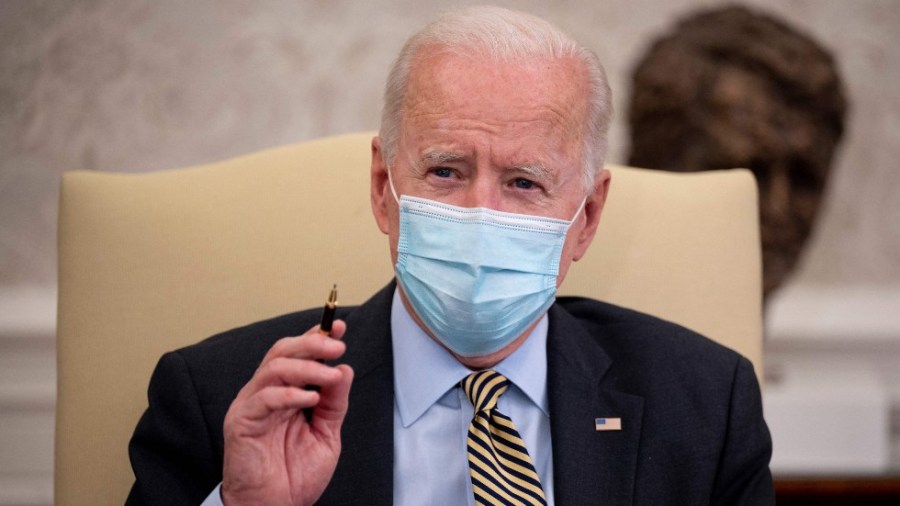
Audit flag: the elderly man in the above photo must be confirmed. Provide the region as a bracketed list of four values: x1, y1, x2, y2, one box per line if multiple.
[127, 6, 773, 505]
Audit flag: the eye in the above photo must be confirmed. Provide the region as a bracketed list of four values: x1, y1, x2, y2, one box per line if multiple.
[513, 178, 535, 190]
[432, 167, 454, 178]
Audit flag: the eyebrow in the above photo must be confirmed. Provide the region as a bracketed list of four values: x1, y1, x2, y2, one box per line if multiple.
[513, 164, 555, 183]
[421, 150, 466, 166]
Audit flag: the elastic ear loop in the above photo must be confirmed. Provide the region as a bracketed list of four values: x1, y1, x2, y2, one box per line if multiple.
[386, 165, 401, 204]
[569, 196, 587, 224]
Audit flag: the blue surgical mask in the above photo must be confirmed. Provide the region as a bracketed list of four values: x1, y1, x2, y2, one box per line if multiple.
[389, 175, 584, 357]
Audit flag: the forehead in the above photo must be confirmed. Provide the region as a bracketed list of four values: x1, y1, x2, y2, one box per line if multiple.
[400, 49, 590, 160]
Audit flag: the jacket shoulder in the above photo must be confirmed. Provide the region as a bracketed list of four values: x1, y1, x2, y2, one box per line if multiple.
[554, 296, 748, 380]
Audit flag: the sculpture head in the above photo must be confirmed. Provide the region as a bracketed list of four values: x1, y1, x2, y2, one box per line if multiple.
[628, 6, 847, 298]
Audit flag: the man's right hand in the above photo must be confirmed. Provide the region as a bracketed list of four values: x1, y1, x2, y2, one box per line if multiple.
[221, 321, 353, 506]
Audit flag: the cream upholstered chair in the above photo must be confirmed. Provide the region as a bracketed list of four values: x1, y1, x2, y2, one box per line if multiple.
[56, 131, 762, 505]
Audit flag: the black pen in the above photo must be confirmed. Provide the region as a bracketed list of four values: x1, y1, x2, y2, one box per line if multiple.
[319, 284, 338, 336]
[305, 285, 338, 422]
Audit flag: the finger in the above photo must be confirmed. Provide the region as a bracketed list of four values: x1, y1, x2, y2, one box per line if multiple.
[315, 319, 347, 340]
[235, 363, 352, 428]
[311, 364, 354, 433]
[250, 356, 343, 390]
[239, 385, 320, 423]
[259, 325, 347, 366]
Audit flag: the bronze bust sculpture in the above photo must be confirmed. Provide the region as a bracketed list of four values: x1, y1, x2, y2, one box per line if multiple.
[628, 6, 847, 298]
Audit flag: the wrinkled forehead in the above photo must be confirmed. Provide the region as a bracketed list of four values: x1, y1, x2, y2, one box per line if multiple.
[401, 52, 588, 167]
[402, 48, 590, 139]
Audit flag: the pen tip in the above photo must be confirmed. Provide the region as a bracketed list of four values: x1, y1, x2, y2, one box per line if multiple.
[328, 284, 338, 305]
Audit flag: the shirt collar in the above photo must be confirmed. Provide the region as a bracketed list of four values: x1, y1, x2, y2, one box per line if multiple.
[391, 289, 549, 428]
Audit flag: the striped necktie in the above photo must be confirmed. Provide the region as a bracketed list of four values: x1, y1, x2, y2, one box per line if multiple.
[462, 370, 547, 506]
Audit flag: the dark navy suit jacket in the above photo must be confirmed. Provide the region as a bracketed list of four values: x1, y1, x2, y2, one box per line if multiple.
[127, 283, 773, 505]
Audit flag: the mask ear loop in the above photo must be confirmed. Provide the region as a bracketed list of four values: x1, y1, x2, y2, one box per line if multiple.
[569, 196, 588, 224]
[386, 164, 401, 204]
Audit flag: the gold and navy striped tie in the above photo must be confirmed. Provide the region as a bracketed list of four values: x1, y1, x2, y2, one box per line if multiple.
[462, 370, 547, 506]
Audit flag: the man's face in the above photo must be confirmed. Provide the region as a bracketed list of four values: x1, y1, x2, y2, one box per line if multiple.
[371, 49, 610, 288]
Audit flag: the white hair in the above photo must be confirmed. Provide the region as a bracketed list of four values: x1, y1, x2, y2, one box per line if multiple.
[379, 5, 613, 192]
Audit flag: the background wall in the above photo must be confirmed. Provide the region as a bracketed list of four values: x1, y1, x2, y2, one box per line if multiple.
[1, 0, 898, 503]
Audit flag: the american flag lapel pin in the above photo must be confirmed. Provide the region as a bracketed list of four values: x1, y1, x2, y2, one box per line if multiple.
[595, 417, 622, 431]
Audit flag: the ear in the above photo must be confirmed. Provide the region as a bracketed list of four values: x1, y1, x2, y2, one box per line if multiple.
[571, 168, 611, 262]
[370, 136, 392, 235]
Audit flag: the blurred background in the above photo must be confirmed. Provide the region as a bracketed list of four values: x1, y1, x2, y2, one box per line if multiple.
[1, 0, 898, 503]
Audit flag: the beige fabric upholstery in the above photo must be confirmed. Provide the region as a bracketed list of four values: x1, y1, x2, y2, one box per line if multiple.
[56, 131, 761, 505]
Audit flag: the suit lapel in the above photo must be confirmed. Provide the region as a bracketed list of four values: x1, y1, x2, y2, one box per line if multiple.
[319, 284, 396, 505]
[548, 304, 644, 506]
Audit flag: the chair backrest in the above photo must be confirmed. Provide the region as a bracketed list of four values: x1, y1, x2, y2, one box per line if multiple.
[56, 131, 761, 505]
